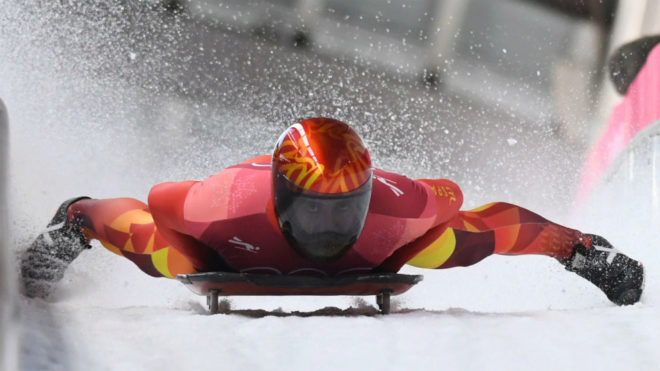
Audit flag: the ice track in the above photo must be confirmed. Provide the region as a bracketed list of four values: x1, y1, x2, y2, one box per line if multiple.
[2, 2, 659, 370]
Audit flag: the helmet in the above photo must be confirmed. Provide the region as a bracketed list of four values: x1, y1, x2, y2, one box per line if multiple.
[272, 117, 372, 262]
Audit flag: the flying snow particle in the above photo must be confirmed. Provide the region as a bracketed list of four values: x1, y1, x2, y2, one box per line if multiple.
[507, 138, 517, 146]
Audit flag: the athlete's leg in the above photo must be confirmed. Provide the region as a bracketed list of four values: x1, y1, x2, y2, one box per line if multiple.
[68, 198, 198, 278]
[396, 202, 643, 305]
[379, 202, 589, 271]
[446, 202, 589, 260]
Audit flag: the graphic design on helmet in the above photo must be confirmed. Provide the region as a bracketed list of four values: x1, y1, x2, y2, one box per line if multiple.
[272, 118, 373, 263]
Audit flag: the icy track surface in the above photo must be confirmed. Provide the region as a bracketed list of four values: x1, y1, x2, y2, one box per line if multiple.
[2, 3, 659, 370]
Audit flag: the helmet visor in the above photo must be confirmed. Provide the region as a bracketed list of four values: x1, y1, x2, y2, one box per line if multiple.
[275, 175, 372, 262]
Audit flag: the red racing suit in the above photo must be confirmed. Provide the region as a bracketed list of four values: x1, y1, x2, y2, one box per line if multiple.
[69, 155, 590, 278]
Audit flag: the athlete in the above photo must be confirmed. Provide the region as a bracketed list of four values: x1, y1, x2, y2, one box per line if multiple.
[20, 117, 644, 305]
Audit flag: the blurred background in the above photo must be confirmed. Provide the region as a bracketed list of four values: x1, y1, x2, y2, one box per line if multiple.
[2, 0, 660, 369]
[3, 0, 656, 209]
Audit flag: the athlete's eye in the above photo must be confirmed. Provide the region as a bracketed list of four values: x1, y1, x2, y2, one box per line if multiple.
[305, 201, 320, 213]
[335, 201, 350, 211]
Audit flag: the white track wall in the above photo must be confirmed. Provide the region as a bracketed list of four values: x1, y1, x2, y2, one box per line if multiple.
[590, 121, 660, 223]
[579, 120, 660, 258]
[0, 98, 17, 371]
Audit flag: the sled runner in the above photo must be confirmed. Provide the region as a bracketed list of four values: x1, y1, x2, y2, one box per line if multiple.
[176, 272, 423, 314]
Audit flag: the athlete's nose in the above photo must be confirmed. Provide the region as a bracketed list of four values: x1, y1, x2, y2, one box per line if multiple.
[324, 206, 353, 233]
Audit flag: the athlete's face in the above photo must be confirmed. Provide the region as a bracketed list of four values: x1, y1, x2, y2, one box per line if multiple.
[289, 197, 360, 236]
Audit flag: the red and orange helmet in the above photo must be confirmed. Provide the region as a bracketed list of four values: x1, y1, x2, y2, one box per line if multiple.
[272, 118, 373, 262]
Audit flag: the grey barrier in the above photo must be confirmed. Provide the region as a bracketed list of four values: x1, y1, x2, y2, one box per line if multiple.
[0, 98, 17, 370]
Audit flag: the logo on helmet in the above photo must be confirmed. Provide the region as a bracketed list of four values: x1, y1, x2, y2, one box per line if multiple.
[274, 118, 371, 195]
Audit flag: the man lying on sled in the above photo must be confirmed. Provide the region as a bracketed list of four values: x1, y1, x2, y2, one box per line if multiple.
[21, 117, 644, 306]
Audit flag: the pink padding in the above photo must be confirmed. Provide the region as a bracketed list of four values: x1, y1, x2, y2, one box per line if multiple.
[578, 44, 660, 203]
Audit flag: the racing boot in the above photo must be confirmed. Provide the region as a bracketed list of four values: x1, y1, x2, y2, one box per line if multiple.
[20, 196, 91, 298]
[561, 234, 644, 306]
